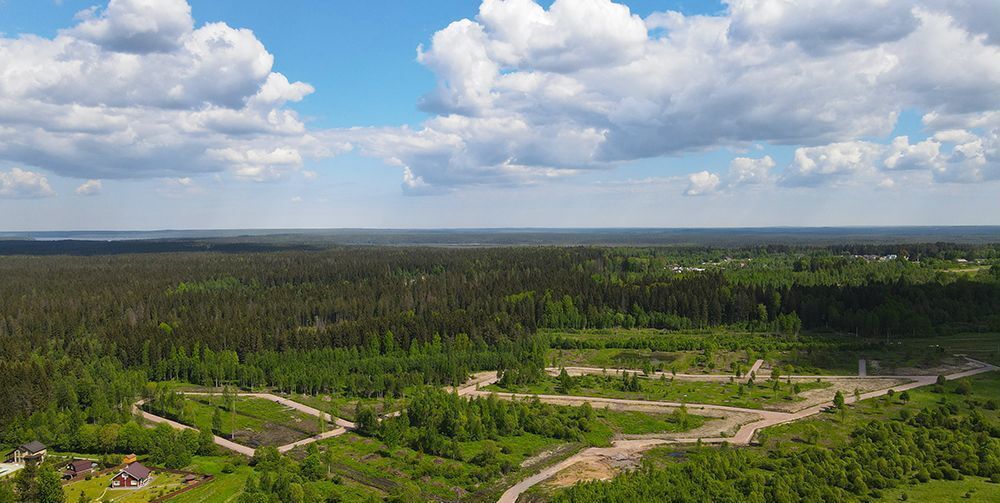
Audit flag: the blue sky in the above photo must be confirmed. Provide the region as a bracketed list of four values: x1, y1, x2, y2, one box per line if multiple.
[0, 0, 997, 230]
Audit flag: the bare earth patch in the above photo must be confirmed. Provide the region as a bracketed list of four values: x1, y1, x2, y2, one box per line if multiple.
[542, 458, 618, 490]
[888, 356, 981, 376]
[621, 409, 762, 441]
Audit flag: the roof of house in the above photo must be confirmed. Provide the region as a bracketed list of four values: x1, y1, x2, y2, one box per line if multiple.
[19, 441, 46, 453]
[120, 462, 151, 480]
[68, 460, 93, 472]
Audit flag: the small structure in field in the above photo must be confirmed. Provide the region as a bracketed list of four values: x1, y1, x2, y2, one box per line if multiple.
[5, 441, 46, 465]
[122, 453, 137, 465]
[63, 459, 97, 479]
[111, 462, 151, 489]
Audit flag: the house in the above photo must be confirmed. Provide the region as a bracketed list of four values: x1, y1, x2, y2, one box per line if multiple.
[5, 441, 46, 465]
[63, 459, 97, 479]
[122, 454, 137, 465]
[111, 462, 151, 489]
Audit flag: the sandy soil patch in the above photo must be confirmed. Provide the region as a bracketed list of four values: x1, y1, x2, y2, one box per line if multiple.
[888, 356, 981, 376]
[542, 458, 618, 490]
[621, 409, 762, 441]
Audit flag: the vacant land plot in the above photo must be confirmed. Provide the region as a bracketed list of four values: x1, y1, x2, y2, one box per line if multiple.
[546, 329, 994, 376]
[309, 431, 567, 501]
[165, 456, 249, 503]
[595, 408, 707, 435]
[281, 393, 404, 422]
[766, 347, 977, 376]
[877, 477, 1000, 502]
[486, 374, 832, 411]
[167, 395, 329, 447]
[760, 372, 1000, 451]
[64, 470, 184, 503]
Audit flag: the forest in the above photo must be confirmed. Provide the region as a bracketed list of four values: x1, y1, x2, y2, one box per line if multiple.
[0, 241, 998, 501]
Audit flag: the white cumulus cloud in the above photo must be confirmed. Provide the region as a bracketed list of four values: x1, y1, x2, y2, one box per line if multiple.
[685, 171, 721, 196]
[75, 179, 103, 195]
[0, 168, 55, 199]
[0, 0, 329, 182]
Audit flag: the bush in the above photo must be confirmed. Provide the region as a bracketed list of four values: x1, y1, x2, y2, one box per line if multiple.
[954, 380, 972, 395]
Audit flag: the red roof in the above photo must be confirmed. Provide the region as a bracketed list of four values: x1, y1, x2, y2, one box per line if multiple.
[120, 462, 150, 480]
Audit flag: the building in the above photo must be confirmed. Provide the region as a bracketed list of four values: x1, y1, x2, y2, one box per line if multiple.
[122, 454, 137, 465]
[5, 441, 46, 465]
[111, 462, 151, 489]
[63, 459, 97, 479]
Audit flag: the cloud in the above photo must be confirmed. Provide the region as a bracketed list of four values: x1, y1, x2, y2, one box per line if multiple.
[75, 179, 103, 195]
[681, 155, 772, 196]
[880, 129, 999, 183]
[725, 0, 919, 54]
[354, 0, 1000, 193]
[685, 171, 721, 196]
[156, 176, 202, 197]
[71, 0, 193, 54]
[727, 155, 775, 186]
[781, 141, 883, 187]
[0, 168, 55, 198]
[0, 0, 327, 182]
[696, 127, 1000, 192]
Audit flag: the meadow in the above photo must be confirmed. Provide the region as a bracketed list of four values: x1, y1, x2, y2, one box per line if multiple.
[167, 395, 328, 447]
[486, 372, 830, 411]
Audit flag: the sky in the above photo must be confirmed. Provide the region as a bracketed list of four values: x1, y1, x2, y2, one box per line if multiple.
[0, 0, 997, 230]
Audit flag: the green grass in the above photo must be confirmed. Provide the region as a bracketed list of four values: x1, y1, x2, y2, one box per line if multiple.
[759, 372, 1000, 452]
[167, 456, 251, 503]
[65, 470, 185, 503]
[308, 427, 589, 501]
[150, 395, 329, 447]
[878, 477, 1000, 502]
[594, 408, 706, 435]
[281, 393, 404, 422]
[546, 328, 994, 375]
[313, 432, 509, 500]
[486, 373, 829, 410]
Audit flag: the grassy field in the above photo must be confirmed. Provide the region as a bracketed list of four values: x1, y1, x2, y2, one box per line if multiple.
[548, 347, 751, 375]
[485, 373, 829, 410]
[65, 470, 185, 503]
[759, 371, 1000, 451]
[305, 431, 569, 501]
[165, 395, 329, 447]
[281, 392, 404, 422]
[594, 408, 706, 435]
[166, 456, 250, 503]
[545, 329, 993, 375]
[294, 401, 640, 502]
[877, 477, 1000, 502]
